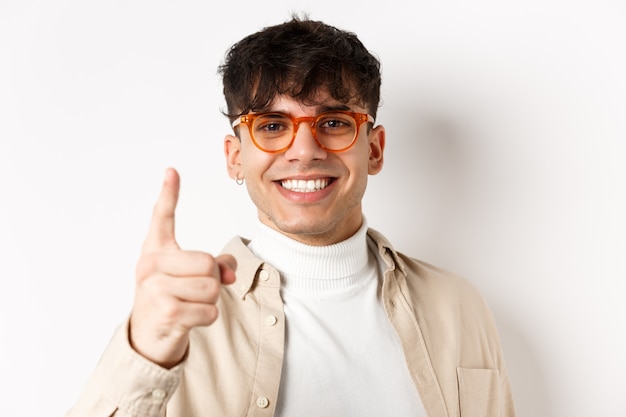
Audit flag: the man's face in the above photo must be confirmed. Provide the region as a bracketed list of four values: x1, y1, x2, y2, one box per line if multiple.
[224, 93, 385, 246]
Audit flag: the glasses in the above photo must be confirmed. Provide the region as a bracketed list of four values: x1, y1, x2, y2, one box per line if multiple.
[231, 110, 375, 153]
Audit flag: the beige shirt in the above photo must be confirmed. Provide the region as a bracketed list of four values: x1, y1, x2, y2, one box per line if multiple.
[66, 229, 515, 417]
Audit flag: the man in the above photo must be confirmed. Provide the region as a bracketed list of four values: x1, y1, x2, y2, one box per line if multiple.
[67, 16, 515, 417]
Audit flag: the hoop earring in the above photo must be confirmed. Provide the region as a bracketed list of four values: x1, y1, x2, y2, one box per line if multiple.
[235, 175, 244, 185]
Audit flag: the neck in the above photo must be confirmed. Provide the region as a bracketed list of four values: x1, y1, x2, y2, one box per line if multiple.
[248, 219, 370, 286]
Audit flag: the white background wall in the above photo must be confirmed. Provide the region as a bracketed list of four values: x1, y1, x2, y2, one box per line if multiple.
[1, 1, 624, 416]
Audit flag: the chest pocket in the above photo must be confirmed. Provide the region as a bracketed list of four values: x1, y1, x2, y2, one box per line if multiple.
[457, 367, 501, 417]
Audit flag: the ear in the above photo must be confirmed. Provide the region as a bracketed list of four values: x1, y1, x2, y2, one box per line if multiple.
[224, 134, 242, 180]
[368, 125, 385, 175]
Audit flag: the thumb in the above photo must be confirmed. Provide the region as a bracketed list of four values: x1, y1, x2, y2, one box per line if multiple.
[216, 254, 237, 285]
[142, 167, 180, 251]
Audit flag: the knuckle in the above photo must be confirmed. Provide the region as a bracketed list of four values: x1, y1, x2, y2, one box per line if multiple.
[196, 252, 218, 275]
[199, 276, 219, 292]
[186, 278, 220, 304]
[160, 299, 183, 322]
[200, 305, 219, 325]
[200, 279, 221, 302]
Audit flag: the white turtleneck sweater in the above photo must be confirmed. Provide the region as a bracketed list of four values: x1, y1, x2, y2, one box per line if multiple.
[248, 221, 426, 417]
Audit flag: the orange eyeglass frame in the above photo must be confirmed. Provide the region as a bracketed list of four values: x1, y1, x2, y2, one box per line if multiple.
[231, 110, 375, 153]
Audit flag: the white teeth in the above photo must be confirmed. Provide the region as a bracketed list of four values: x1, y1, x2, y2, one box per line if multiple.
[281, 178, 330, 192]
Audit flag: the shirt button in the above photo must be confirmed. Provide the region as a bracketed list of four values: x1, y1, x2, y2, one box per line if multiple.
[265, 315, 278, 326]
[256, 396, 270, 408]
[151, 388, 166, 399]
[259, 270, 270, 281]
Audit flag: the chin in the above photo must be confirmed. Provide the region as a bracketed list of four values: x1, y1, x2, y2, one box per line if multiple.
[271, 216, 355, 245]
[275, 220, 329, 236]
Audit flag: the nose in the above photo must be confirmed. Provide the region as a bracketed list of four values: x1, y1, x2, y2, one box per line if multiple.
[283, 122, 327, 162]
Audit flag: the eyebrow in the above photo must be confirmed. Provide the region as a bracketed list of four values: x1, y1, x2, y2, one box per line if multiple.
[256, 103, 355, 114]
[319, 103, 353, 112]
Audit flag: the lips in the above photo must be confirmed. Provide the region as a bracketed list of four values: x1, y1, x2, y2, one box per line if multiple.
[280, 178, 332, 193]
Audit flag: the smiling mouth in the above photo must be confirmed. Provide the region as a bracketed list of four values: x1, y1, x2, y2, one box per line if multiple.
[280, 178, 333, 193]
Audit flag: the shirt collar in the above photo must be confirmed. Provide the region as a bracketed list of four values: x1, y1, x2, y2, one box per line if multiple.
[220, 227, 408, 299]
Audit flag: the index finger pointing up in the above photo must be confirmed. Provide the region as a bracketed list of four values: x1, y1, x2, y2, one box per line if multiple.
[143, 167, 181, 251]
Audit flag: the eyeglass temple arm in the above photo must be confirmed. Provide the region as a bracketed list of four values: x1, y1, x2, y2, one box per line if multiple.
[231, 118, 243, 129]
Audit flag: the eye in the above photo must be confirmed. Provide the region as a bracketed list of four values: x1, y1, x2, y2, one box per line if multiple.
[260, 122, 285, 132]
[321, 119, 345, 128]
[317, 113, 354, 133]
[254, 114, 292, 135]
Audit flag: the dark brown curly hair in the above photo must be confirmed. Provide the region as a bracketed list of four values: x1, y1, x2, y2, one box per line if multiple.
[218, 16, 382, 123]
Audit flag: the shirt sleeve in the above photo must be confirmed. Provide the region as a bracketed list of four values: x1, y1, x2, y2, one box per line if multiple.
[64, 319, 184, 417]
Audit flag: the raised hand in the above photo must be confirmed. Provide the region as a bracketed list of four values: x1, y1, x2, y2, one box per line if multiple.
[129, 168, 236, 368]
